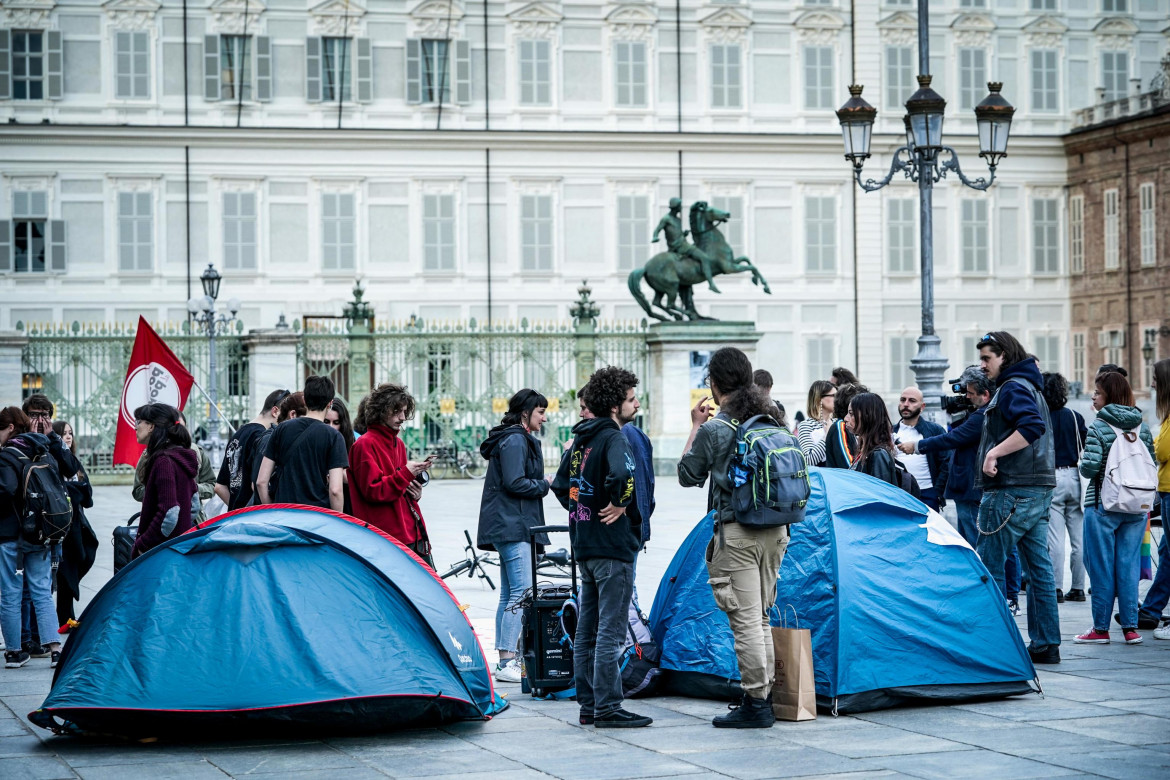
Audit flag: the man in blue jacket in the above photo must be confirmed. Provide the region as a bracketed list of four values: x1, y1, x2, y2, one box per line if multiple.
[975, 331, 1061, 664]
[892, 387, 949, 511]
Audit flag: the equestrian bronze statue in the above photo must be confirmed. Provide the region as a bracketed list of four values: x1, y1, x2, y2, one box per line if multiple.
[628, 199, 771, 322]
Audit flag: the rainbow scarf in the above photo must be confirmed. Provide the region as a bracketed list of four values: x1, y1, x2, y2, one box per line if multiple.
[1141, 517, 1153, 580]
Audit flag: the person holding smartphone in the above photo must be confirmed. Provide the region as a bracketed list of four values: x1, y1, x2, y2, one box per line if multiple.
[348, 383, 435, 567]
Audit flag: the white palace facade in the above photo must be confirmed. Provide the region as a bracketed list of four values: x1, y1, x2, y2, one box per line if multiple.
[1, 0, 1168, 399]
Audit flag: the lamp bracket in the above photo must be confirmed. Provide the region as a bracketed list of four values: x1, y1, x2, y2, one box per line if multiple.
[938, 146, 996, 191]
[854, 146, 914, 192]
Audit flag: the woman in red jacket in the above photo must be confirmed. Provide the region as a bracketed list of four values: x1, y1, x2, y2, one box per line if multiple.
[131, 404, 199, 559]
[348, 383, 434, 566]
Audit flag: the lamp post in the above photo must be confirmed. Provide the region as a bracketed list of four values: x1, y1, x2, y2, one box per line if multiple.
[187, 263, 239, 467]
[836, 0, 1014, 418]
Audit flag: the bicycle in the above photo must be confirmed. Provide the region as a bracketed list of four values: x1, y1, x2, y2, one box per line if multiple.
[425, 441, 487, 480]
[439, 530, 576, 587]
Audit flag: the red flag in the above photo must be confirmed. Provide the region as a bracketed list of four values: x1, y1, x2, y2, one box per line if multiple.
[114, 317, 196, 466]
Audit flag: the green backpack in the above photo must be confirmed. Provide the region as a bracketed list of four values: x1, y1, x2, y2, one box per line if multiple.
[716, 414, 810, 528]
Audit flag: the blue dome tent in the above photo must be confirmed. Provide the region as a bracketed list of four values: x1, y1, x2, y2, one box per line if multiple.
[649, 469, 1038, 714]
[31, 505, 507, 737]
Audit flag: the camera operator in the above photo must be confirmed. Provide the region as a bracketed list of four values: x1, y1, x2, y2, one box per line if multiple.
[898, 367, 991, 544]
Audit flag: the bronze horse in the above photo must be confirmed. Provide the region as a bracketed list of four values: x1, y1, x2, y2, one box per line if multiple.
[627, 201, 771, 322]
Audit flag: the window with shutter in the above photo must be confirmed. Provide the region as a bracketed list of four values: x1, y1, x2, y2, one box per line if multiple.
[961, 199, 989, 274]
[804, 196, 836, 273]
[423, 194, 456, 271]
[48, 220, 66, 273]
[405, 38, 421, 103]
[118, 192, 153, 273]
[519, 40, 551, 106]
[220, 36, 253, 101]
[204, 35, 221, 100]
[12, 191, 49, 273]
[1069, 195, 1084, 274]
[0, 221, 11, 274]
[1104, 188, 1119, 270]
[12, 31, 45, 100]
[223, 192, 257, 271]
[116, 31, 151, 100]
[520, 195, 553, 271]
[322, 193, 356, 271]
[356, 38, 372, 102]
[322, 37, 352, 101]
[710, 44, 741, 109]
[255, 36, 272, 101]
[1032, 198, 1060, 275]
[46, 30, 62, 99]
[0, 31, 10, 101]
[614, 42, 647, 107]
[306, 37, 322, 102]
[1140, 183, 1156, 268]
[454, 40, 471, 104]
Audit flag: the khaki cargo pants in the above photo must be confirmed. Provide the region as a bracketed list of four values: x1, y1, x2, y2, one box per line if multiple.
[705, 521, 790, 700]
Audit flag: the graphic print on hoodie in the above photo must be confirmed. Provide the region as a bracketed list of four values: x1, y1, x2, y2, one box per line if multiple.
[552, 417, 640, 563]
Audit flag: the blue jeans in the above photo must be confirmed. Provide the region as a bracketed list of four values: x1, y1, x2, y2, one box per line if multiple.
[494, 541, 532, 654]
[1139, 493, 1170, 621]
[976, 487, 1061, 649]
[920, 487, 940, 512]
[0, 541, 59, 652]
[1083, 505, 1146, 631]
[958, 499, 1019, 599]
[574, 557, 634, 718]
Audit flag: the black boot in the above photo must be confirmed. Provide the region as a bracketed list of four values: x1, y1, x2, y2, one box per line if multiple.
[713, 693, 774, 729]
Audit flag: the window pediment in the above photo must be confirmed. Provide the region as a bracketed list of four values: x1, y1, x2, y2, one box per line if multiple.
[795, 10, 844, 45]
[2, 0, 56, 29]
[1023, 15, 1066, 48]
[1094, 16, 1138, 50]
[310, 0, 366, 36]
[700, 7, 751, 44]
[102, 0, 160, 31]
[410, 0, 464, 37]
[878, 10, 916, 45]
[507, 2, 562, 39]
[606, 4, 656, 42]
[208, 0, 265, 35]
[951, 12, 994, 47]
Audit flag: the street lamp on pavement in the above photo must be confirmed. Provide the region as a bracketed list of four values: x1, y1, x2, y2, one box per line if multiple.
[187, 263, 239, 467]
[836, 0, 1015, 419]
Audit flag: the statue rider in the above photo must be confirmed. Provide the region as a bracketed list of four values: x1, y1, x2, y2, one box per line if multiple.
[652, 198, 720, 294]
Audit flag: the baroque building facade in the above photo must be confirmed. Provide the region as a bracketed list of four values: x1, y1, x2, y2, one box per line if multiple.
[1, 0, 1167, 400]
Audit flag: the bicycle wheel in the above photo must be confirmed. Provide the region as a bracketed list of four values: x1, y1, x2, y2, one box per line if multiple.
[461, 451, 487, 479]
[430, 456, 452, 481]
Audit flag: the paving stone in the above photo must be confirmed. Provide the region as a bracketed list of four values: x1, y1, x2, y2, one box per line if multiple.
[0, 717, 32, 737]
[0, 755, 77, 779]
[783, 725, 976, 759]
[203, 743, 359, 775]
[1029, 673, 1169, 702]
[75, 760, 230, 779]
[784, 773, 917, 780]
[872, 749, 1076, 780]
[679, 743, 883, 780]
[921, 724, 1129, 754]
[1019, 745, 1170, 780]
[953, 695, 1133, 722]
[48, 743, 199, 767]
[1057, 665, 1168, 685]
[0, 735, 49, 758]
[517, 750, 711, 780]
[1097, 696, 1170, 717]
[1034, 713, 1170, 747]
[597, 722, 801, 754]
[362, 746, 533, 778]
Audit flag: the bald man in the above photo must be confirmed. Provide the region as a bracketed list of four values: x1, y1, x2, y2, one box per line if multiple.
[891, 387, 948, 511]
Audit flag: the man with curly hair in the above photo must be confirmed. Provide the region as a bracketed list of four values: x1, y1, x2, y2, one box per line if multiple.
[553, 366, 650, 729]
[348, 383, 435, 566]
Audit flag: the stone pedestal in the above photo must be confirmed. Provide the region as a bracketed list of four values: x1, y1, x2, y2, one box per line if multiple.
[0, 331, 28, 406]
[243, 328, 301, 410]
[646, 321, 762, 474]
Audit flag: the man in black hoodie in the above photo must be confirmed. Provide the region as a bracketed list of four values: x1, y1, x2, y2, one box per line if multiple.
[976, 331, 1061, 665]
[552, 366, 651, 729]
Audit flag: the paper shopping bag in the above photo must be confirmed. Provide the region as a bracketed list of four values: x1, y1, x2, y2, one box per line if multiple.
[771, 626, 817, 722]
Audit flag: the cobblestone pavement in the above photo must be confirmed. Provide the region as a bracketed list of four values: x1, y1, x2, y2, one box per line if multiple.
[1, 481, 1168, 779]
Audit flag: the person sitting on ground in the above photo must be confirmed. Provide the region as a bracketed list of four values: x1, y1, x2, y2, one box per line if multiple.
[476, 389, 552, 684]
[130, 403, 199, 560]
[0, 406, 73, 669]
[892, 387, 949, 510]
[257, 376, 348, 512]
[1043, 372, 1088, 605]
[1074, 371, 1155, 646]
[214, 389, 287, 511]
[824, 383, 867, 469]
[795, 380, 835, 467]
[553, 366, 650, 729]
[678, 347, 791, 729]
[348, 383, 434, 566]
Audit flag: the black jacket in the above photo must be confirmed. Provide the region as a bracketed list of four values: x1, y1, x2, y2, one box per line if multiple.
[0, 432, 80, 543]
[918, 407, 986, 503]
[59, 469, 98, 597]
[552, 417, 640, 563]
[855, 447, 900, 486]
[476, 424, 550, 551]
[976, 360, 1056, 490]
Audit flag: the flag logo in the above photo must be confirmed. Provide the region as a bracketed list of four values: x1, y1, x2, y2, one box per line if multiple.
[120, 362, 183, 428]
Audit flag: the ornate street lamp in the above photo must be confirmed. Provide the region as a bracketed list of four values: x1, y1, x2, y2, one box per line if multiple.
[187, 263, 239, 467]
[835, 0, 1014, 418]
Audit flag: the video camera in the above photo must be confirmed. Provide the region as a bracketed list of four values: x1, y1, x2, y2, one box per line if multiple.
[941, 377, 974, 417]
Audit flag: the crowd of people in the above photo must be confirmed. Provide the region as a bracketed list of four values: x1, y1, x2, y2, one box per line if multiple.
[2, 327, 1168, 736]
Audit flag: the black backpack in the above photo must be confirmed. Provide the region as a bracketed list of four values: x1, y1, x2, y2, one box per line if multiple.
[2, 444, 73, 545]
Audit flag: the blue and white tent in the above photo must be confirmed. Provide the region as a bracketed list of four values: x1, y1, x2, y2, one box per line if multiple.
[649, 468, 1037, 713]
[32, 505, 507, 737]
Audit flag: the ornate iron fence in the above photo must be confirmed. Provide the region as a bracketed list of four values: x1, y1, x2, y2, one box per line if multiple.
[18, 319, 249, 477]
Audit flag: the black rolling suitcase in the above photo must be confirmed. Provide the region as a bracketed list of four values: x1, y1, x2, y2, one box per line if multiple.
[112, 512, 139, 573]
[520, 524, 578, 697]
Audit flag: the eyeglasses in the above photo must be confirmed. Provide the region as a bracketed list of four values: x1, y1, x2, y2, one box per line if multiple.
[981, 333, 997, 344]
[824, 391, 837, 397]
[28, 411, 51, 420]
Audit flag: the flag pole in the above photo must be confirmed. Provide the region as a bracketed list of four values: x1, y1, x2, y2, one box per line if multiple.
[190, 379, 237, 436]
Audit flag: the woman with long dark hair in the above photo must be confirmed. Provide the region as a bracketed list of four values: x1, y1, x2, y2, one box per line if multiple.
[50, 420, 98, 632]
[1075, 371, 1155, 645]
[130, 403, 199, 559]
[476, 388, 552, 683]
[846, 392, 901, 485]
[326, 396, 356, 514]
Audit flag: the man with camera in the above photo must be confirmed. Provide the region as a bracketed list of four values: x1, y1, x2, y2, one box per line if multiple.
[899, 367, 992, 544]
[892, 387, 948, 511]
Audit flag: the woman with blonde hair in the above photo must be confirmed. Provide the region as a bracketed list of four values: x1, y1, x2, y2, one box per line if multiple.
[795, 380, 835, 467]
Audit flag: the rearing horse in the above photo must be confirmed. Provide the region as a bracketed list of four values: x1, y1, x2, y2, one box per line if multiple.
[628, 201, 771, 322]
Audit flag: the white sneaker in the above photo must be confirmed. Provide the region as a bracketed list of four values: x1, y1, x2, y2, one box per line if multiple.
[1154, 623, 1170, 641]
[494, 658, 523, 683]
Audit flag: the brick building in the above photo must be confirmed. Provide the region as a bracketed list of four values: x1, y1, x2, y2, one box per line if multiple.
[1066, 61, 1170, 398]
